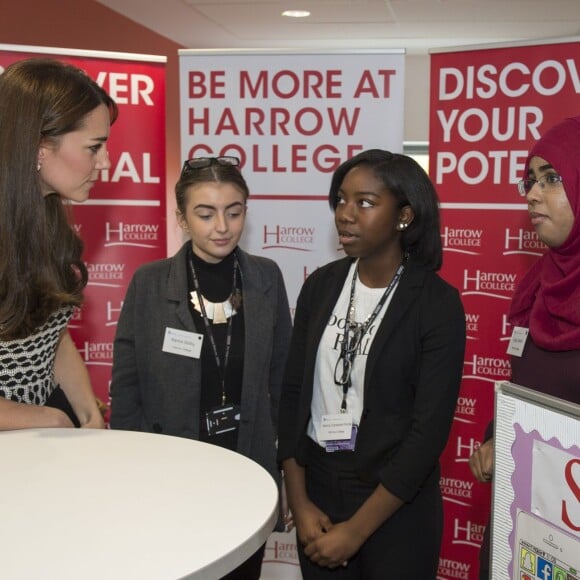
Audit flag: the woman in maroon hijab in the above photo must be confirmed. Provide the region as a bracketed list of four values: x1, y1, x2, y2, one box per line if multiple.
[470, 115, 580, 580]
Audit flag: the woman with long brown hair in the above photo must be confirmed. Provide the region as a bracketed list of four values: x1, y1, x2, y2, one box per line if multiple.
[0, 58, 118, 430]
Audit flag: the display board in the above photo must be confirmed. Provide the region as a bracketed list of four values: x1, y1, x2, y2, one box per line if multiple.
[492, 381, 580, 580]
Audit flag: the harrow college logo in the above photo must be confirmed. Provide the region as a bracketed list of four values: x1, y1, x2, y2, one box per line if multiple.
[441, 226, 483, 255]
[105, 222, 160, 248]
[454, 396, 477, 424]
[105, 301, 123, 327]
[464, 353, 511, 380]
[462, 269, 515, 299]
[440, 476, 474, 506]
[438, 558, 471, 579]
[262, 224, 315, 251]
[263, 537, 299, 567]
[452, 518, 485, 548]
[86, 262, 126, 288]
[77, 341, 113, 366]
[454, 435, 479, 464]
[504, 227, 545, 256]
[465, 313, 479, 341]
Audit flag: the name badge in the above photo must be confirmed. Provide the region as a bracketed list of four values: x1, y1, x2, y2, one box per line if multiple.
[206, 404, 240, 436]
[162, 327, 203, 358]
[319, 413, 353, 441]
[326, 425, 358, 453]
[507, 326, 529, 357]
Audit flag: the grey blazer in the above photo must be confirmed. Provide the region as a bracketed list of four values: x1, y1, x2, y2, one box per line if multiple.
[110, 242, 292, 487]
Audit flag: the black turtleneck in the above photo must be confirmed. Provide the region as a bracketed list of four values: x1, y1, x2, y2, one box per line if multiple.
[186, 246, 245, 451]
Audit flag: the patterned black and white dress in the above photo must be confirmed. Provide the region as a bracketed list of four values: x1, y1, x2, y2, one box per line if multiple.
[0, 306, 74, 405]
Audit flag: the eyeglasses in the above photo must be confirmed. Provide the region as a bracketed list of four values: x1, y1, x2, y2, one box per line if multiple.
[517, 173, 564, 196]
[181, 156, 240, 176]
[333, 326, 363, 387]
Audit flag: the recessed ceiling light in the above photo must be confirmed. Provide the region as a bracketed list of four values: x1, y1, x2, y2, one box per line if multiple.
[282, 10, 311, 18]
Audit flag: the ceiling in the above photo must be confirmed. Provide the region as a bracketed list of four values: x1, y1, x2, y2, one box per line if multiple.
[96, 0, 580, 55]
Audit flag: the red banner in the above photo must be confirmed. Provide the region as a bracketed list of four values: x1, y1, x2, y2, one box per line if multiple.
[430, 40, 580, 579]
[0, 45, 167, 419]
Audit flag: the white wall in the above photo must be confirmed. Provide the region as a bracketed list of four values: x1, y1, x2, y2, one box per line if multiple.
[404, 54, 430, 142]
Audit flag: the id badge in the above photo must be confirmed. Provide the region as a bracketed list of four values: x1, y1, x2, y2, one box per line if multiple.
[205, 404, 240, 436]
[507, 326, 529, 357]
[162, 327, 203, 358]
[325, 425, 358, 453]
[319, 413, 356, 452]
[319, 413, 353, 440]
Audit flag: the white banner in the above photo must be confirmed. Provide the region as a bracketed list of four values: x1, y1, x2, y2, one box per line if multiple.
[179, 49, 405, 578]
[179, 49, 406, 308]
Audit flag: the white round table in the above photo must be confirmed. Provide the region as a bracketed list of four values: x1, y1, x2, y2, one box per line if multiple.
[0, 428, 278, 579]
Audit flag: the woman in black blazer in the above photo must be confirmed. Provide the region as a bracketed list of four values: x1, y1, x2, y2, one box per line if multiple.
[278, 149, 466, 579]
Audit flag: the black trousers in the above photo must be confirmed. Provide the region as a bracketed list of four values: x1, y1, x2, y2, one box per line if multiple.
[220, 544, 265, 580]
[478, 521, 491, 580]
[298, 439, 442, 580]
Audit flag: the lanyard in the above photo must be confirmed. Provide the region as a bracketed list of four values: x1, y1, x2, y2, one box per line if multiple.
[336, 259, 406, 413]
[188, 254, 239, 405]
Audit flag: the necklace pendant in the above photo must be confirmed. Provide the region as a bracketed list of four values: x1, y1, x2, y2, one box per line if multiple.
[190, 292, 235, 323]
[213, 302, 227, 324]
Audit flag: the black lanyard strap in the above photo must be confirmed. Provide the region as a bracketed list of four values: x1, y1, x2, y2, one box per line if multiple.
[335, 259, 406, 413]
[189, 254, 239, 405]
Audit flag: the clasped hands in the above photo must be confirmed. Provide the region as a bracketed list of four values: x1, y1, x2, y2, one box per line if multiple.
[295, 501, 365, 569]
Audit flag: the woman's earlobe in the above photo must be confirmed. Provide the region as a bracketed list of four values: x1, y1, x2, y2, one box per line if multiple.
[37, 145, 48, 171]
[176, 211, 188, 231]
[398, 205, 415, 227]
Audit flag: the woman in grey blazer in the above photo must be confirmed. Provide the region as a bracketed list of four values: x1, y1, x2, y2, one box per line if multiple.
[110, 156, 292, 580]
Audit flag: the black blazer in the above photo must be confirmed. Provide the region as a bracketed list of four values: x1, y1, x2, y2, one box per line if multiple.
[277, 257, 466, 503]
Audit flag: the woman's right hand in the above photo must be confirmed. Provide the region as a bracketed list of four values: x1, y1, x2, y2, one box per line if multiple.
[293, 499, 334, 546]
[43, 406, 76, 428]
[281, 458, 332, 546]
[0, 398, 75, 431]
[469, 437, 494, 482]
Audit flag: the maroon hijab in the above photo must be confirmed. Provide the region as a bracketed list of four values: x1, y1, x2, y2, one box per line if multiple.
[508, 116, 580, 351]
